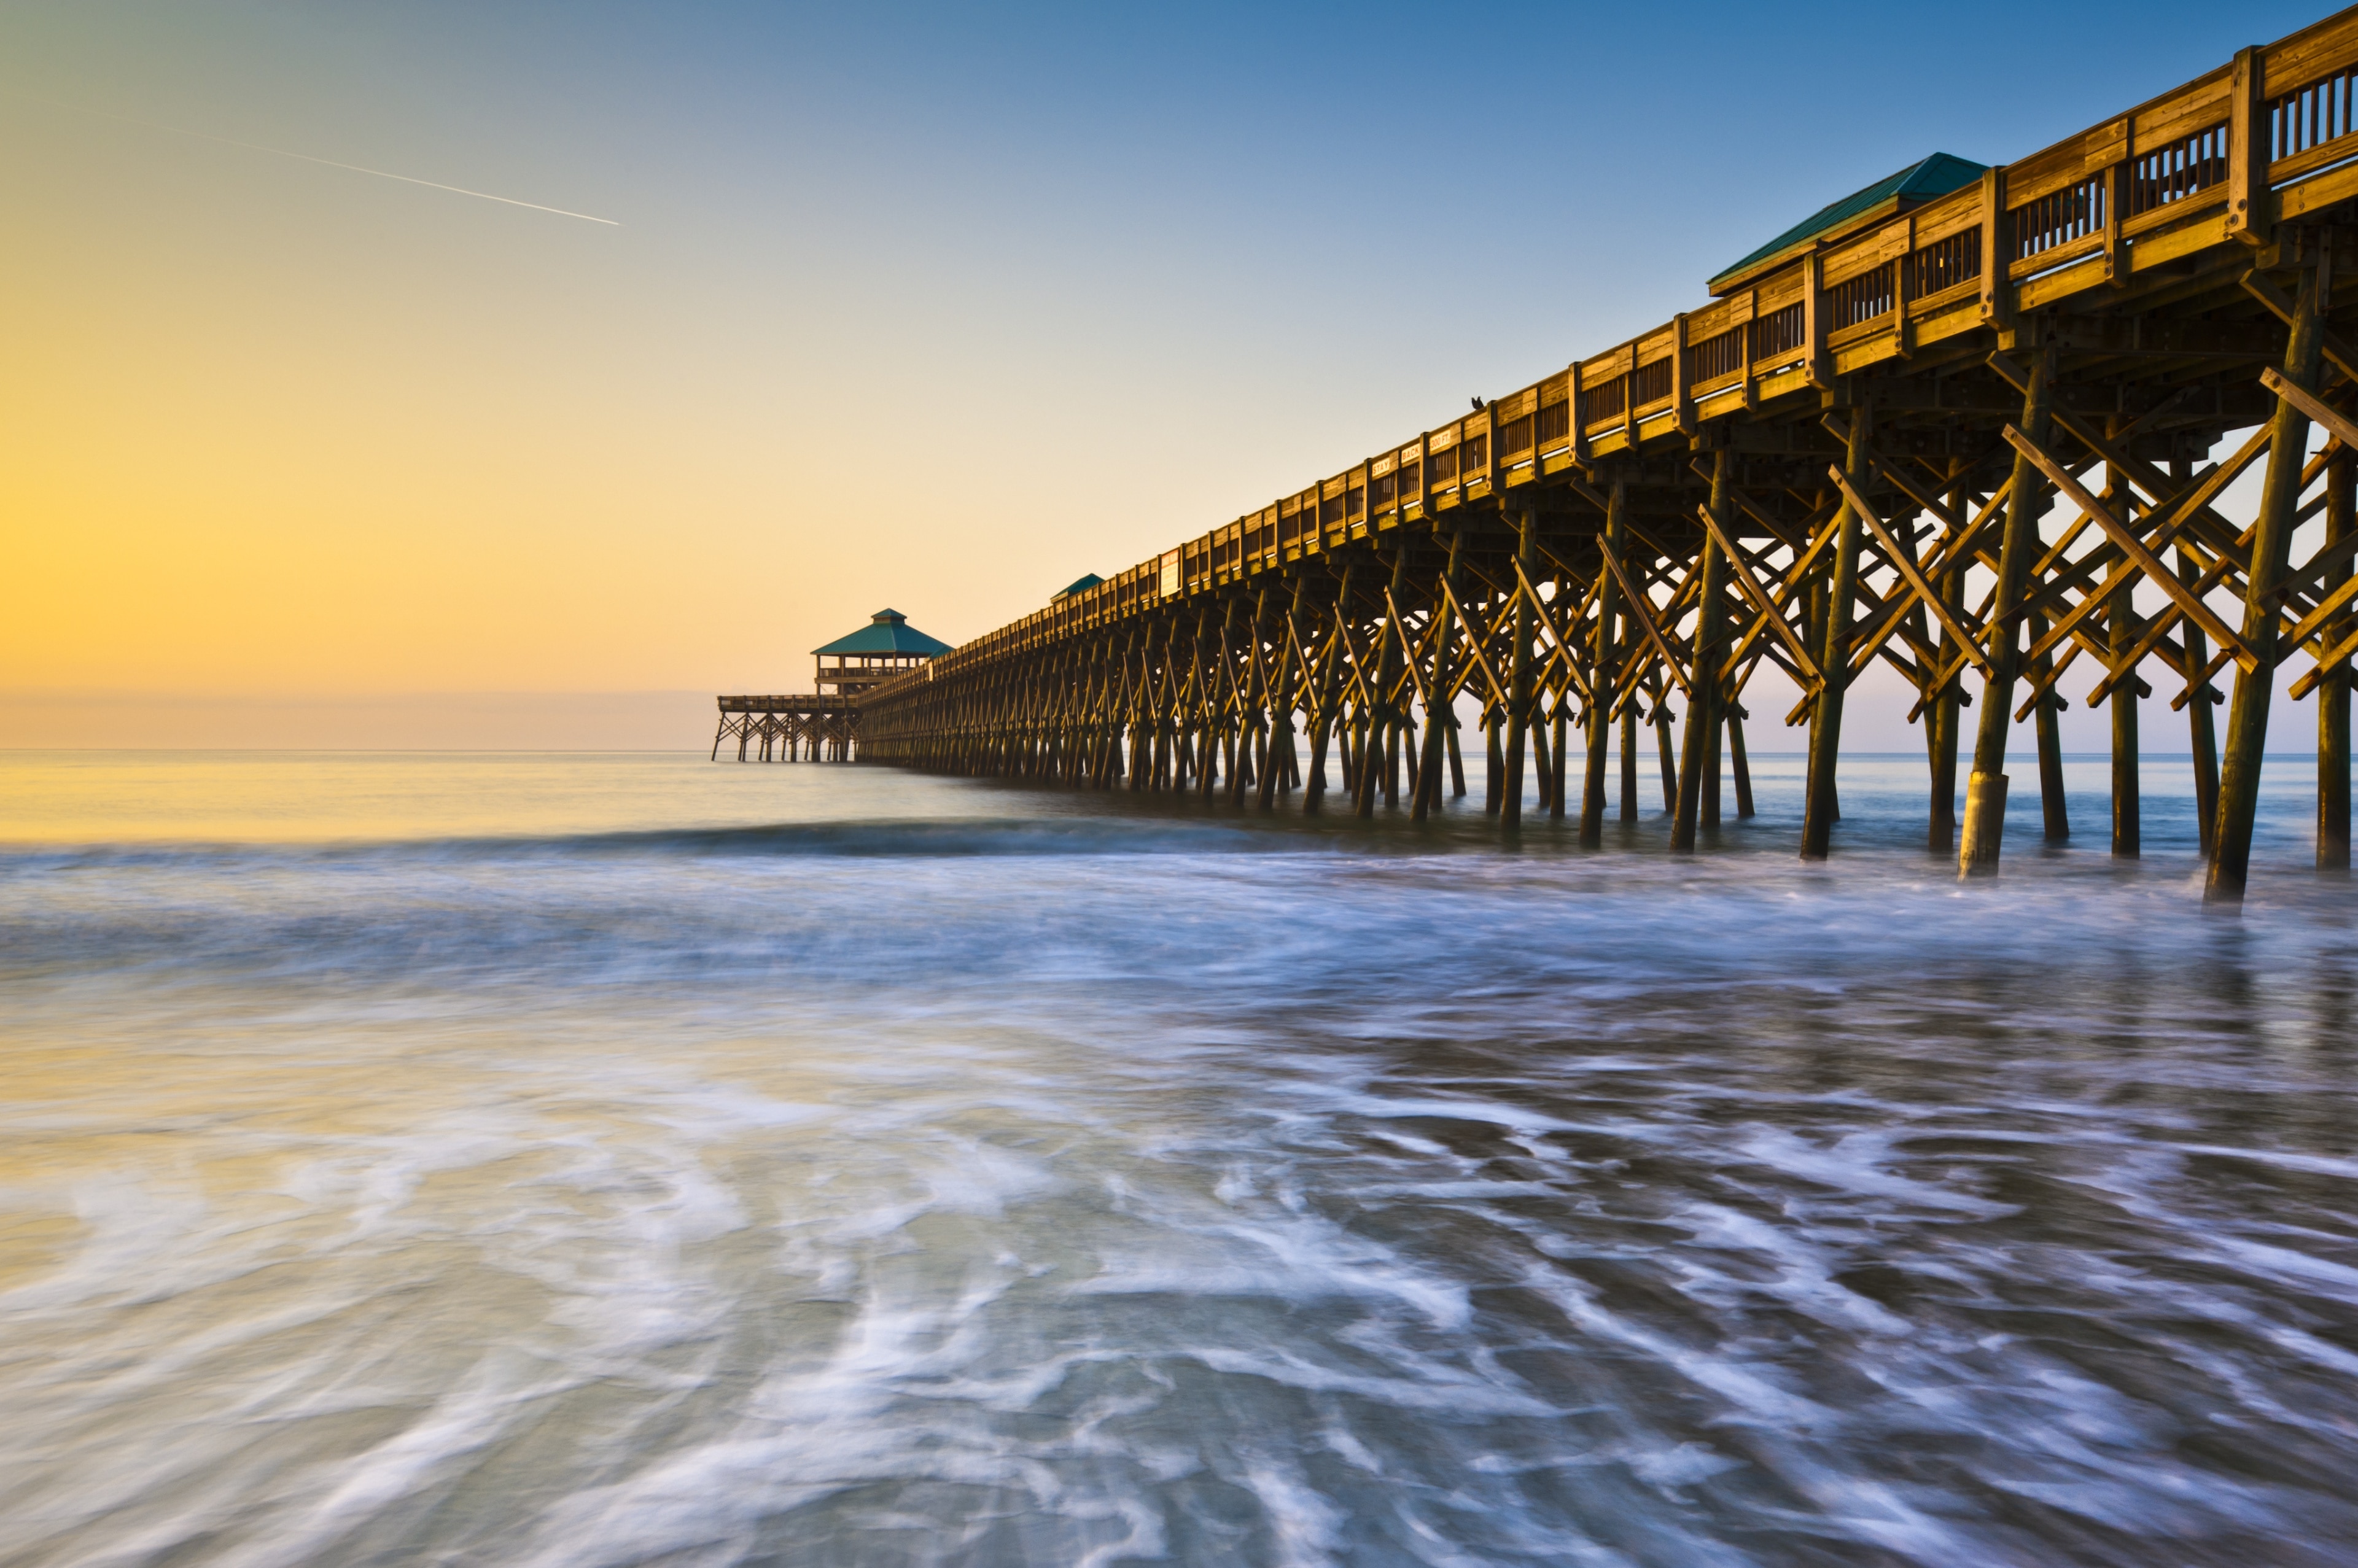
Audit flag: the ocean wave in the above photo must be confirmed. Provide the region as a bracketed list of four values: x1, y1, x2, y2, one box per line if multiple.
[0, 813, 1312, 872]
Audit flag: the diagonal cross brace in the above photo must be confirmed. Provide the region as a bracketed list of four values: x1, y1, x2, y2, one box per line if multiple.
[1824, 465, 1993, 677]
[2002, 424, 2258, 673]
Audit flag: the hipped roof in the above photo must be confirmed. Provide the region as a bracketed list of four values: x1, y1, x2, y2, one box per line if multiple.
[812, 609, 954, 657]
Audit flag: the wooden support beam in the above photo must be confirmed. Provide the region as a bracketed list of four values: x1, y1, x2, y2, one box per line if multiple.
[2243, 274, 2358, 386]
[1961, 349, 2052, 875]
[1581, 481, 1626, 844]
[2324, 447, 2354, 870]
[1675, 451, 1735, 850]
[2004, 423, 2259, 673]
[2226, 46, 2272, 249]
[1695, 503, 1823, 685]
[1803, 409, 1867, 861]
[1825, 465, 1993, 677]
[2214, 249, 2330, 907]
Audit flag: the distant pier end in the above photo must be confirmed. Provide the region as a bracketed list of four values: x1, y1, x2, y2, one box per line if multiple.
[713, 609, 952, 761]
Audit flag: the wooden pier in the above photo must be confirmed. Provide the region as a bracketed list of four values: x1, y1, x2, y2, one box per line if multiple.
[712, 694, 860, 762]
[714, 610, 952, 761]
[858, 8, 2358, 905]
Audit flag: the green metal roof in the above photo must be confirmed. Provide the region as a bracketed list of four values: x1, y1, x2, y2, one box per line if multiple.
[1051, 573, 1105, 601]
[812, 609, 954, 657]
[1709, 153, 1987, 291]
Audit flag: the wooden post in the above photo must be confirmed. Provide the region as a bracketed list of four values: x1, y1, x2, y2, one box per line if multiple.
[1929, 472, 1967, 851]
[1501, 510, 1536, 828]
[2179, 540, 2221, 856]
[1383, 705, 1403, 805]
[1704, 711, 1723, 828]
[1570, 360, 1592, 466]
[1675, 449, 1733, 850]
[1153, 625, 1172, 787]
[1803, 557, 1827, 818]
[1653, 692, 1678, 813]
[2102, 146, 2128, 287]
[2211, 250, 2329, 908]
[1484, 704, 1504, 815]
[1359, 546, 1412, 817]
[1132, 681, 1151, 791]
[1230, 712, 1254, 798]
[2106, 458, 2140, 856]
[1180, 609, 1204, 792]
[1531, 715, 1554, 813]
[1672, 312, 1696, 433]
[2028, 609, 2069, 840]
[1550, 689, 1570, 821]
[1979, 167, 2014, 333]
[1729, 708, 1755, 818]
[1386, 545, 1414, 808]
[2227, 47, 2274, 249]
[2324, 445, 2354, 870]
[1202, 599, 1232, 800]
[1961, 349, 2053, 875]
[1304, 575, 1348, 813]
[1621, 707, 1638, 820]
[1716, 455, 1735, 825]
[1581, 478, 1625, 845]
[1413, 532, 1461, 821]
[1357, 699, 1377, 799]
[1804, 247, 1831, 389]
[1802, 407, 1868, 860]
[1261, 581, 1305, 807]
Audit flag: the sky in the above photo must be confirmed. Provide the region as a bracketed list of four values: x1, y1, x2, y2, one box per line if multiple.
[0, 0, 2336, 749]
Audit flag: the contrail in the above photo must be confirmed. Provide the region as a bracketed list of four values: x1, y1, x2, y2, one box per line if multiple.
[12, 95, 619, 225]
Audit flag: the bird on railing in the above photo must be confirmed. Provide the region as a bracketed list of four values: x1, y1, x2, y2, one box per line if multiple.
[1469, 396, 1487, 412]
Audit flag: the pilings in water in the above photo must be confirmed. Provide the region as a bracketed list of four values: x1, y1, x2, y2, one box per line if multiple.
[712, 697, 860, 762]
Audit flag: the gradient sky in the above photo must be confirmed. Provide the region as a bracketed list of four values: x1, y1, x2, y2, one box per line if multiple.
[0, 0, 2332, 747]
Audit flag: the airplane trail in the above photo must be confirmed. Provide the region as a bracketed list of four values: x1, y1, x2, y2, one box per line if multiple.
[14, 95, 619, 225]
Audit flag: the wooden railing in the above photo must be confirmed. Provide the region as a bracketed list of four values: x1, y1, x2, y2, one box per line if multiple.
[719, 694, 859, 712]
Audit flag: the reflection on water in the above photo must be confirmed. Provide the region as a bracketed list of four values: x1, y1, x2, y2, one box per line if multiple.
[2, 750, 2356, 1566]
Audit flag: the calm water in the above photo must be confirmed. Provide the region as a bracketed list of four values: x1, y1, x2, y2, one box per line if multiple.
[4, 748, 2357, 1567]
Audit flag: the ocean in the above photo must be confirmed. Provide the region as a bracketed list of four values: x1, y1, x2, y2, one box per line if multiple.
[2, 747, 2355, 1566]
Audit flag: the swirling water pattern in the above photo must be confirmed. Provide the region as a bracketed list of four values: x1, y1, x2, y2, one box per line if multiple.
[2, 750, 2355, 1566]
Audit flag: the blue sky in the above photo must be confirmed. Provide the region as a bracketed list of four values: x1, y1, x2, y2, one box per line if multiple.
[0, 1, 2337, 747]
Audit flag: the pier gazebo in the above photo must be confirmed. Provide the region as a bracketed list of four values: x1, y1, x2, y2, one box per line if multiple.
[713, 608, 954, 763]
[813, 609, 954, 699]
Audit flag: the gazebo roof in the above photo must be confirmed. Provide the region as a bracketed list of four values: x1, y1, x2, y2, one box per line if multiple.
[812, 608, 954, 657]
[1708, 152, 1987, 293]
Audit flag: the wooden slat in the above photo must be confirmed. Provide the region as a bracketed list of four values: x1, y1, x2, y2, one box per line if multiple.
[2265, 10, 2358, 96]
